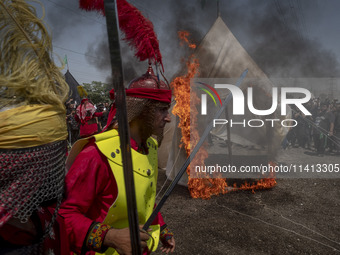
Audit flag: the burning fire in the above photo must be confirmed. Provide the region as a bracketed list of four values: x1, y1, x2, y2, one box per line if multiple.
[178, 31, 196, 49]
[171, 31, 276, 199]
[237, 162, 277, 193]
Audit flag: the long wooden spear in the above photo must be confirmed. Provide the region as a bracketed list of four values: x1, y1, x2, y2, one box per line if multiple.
[103, 1, 141, 254]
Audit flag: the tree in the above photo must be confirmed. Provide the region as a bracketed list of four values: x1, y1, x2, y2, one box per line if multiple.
[82, 81, 111, 105]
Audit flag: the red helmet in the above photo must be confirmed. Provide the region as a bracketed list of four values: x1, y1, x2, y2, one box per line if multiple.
[128, 65, 169, 90]
[104, 65, 171, 131]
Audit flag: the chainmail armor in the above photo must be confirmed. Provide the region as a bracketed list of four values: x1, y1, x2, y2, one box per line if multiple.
[12, 198, 62, 254]
[116, 97, 169, 146]
[0, 140, 66, 225]
[0, 140, 66, 253]
[126, 97, 149, 124]
[0, 140, 66, 254]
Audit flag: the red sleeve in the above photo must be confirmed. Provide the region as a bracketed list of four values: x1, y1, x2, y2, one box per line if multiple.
[59, 143, 116, 254]
[151, 205, 166, 227]
[94, 112, 103, 117]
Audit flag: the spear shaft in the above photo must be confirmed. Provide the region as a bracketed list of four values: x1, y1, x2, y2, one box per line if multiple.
[104, 1, 141, 254]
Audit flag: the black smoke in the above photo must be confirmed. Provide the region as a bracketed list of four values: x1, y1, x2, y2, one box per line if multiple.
[231, 0, 340, 77]
[83, 0, 340, 83]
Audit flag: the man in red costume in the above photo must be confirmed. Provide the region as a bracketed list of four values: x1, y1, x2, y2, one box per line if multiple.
[75, 99, 105, 138]
[59, 66, 175, 254]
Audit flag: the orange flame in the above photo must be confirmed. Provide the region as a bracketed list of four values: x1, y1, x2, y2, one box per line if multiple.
[237, 162, 277, 193]
[178, 31, 196, 49]
[172, 31, 276, 199]
[171, 32, 228, 199]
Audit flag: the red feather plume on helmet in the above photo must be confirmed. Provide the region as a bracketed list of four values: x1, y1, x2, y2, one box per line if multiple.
[79, 0, 163, 71]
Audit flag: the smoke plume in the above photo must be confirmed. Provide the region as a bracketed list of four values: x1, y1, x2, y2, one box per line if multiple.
[82, 0, 340, 82]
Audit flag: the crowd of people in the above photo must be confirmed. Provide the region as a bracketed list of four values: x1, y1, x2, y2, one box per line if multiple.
[283, 98, 340, 156]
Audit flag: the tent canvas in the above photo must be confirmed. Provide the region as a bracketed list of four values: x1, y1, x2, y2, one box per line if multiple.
[163, 16, 288, 186]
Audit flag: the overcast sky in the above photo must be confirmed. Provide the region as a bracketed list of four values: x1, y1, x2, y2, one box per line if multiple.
[31, 0, 340, 88]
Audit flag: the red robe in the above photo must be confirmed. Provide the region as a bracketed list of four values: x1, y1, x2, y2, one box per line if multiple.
[75, 112, 103, 138]
[59, 139, 165, 254]
[0, 206, 70, 254]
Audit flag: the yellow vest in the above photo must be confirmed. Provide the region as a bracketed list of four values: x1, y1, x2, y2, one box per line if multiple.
[94, 129, 160, 254]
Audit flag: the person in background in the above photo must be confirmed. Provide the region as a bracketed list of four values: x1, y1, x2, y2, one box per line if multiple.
[67, 107, 79, 145]
[75, 99, 105, 138]
[96, 103, 106, 132]
[101, 102, 110, 131]
[313, 102, 335, 156]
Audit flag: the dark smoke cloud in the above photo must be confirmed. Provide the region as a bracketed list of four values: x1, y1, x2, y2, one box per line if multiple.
[86, 36, 111, 71]
[83, 0, 340, 83]
[85, 31, 153, 84]
[40, 0, 103, 41]
[82, 0, 216, 83]
[232, 1, 340, 77]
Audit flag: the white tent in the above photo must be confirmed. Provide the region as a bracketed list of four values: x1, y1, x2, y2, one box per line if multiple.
[163, 16, 289, 186]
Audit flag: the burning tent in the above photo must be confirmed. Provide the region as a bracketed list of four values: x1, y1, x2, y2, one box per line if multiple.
[164, 16, 288, 198]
